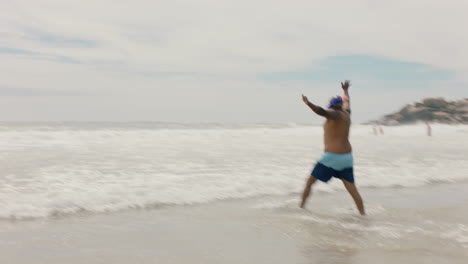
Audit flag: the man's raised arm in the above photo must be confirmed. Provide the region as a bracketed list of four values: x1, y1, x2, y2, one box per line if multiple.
[302, 94, 339, 119]
[341, 80, 351, 114]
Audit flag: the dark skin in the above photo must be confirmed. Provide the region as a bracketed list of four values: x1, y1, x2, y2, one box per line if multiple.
[300, 81, 365, 215]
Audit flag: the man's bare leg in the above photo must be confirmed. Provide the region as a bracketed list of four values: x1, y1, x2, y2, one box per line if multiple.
[342, 179, 365, 215]
[300, 175, 317, 208]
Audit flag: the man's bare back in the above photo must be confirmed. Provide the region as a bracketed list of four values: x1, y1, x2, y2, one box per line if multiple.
[323, 110, 352, 154]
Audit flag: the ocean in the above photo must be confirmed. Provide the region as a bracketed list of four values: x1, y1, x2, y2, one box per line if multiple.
[1, 122, 467, 263]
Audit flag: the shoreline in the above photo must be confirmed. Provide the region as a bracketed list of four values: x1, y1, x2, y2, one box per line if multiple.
[3, 178, 468, 223]
[1, 181, 467, 264]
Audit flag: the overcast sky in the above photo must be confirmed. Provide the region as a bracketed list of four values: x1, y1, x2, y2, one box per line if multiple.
[1, 0, 467, 124]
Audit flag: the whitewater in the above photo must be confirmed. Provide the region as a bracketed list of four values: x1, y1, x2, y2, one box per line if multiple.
[1, 122, 467, 219]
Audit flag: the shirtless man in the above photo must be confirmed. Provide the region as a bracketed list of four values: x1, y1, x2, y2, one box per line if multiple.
[299, 80, 365, 215]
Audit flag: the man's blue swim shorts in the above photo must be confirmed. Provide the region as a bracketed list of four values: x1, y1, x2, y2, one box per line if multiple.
[311, 152, 354, 183]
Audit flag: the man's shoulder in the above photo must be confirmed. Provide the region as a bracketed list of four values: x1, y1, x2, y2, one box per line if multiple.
[331, 110, 350, 119]
[339, 110, 351, 119]
[325, 112, 350, 127]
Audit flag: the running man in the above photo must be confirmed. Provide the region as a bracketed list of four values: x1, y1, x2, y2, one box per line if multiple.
[300, 80, 365, 215]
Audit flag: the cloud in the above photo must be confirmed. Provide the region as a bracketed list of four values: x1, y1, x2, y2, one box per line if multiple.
[0, 47, 34, 55]
[262, 55, 454, 87]
[0, 46, 81, 64]
[0, 86, 88, 97]
[3, 0, 468, 74]
[0, 0, 467, 122]
[21, 28, 96, 47]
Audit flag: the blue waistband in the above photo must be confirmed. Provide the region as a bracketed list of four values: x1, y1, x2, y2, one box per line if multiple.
[317, 152, 353, 171]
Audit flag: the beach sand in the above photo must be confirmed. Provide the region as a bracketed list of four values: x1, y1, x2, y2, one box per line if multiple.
[1, 181, 467, 264]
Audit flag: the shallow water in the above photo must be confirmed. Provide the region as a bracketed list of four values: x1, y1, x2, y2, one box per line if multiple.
[0, 123, 467, 263]
[1, 182, 467, 264]
[1, 123, 467, 219]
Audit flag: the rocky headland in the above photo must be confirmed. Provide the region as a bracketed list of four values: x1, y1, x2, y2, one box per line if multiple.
[367, 98, 468, 125]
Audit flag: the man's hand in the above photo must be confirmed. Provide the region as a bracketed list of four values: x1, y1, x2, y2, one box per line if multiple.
[302, 94, 309, 105]
[341, 80, 351, 91]
[341, 80, 351, 113]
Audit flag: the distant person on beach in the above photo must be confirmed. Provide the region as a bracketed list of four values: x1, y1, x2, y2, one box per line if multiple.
[426, 122, 432, 136]
[379, 126, 384, 135]
[300, 80, 365, 215]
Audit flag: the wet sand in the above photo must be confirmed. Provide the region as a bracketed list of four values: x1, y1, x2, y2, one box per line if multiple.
[1, 182, 467, 264]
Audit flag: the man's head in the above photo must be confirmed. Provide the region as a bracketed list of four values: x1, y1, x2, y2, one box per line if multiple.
[328, 96, 343, 110]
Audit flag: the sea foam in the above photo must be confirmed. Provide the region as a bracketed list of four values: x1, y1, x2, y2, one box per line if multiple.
[1, 123, 467, 219]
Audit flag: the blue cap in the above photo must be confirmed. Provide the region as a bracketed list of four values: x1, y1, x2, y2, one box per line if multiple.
[328, 97, 343, 108]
